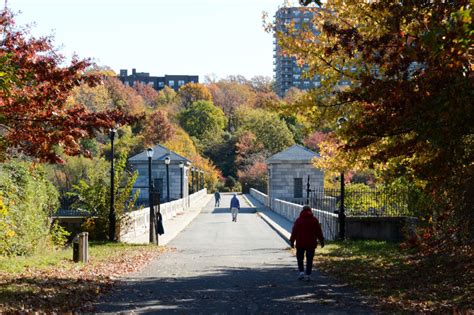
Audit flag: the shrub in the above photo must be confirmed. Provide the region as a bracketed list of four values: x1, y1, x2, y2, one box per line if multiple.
[50, 220, 71, 248]
[0, 160, 59, 256]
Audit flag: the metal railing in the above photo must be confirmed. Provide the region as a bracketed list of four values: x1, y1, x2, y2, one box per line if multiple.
[301, 187, 412, 217]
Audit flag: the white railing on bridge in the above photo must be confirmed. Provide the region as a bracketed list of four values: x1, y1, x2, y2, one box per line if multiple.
[250, 188, 338, 241]
[119, 189, 207, 244]
[249, 188, 269, 207]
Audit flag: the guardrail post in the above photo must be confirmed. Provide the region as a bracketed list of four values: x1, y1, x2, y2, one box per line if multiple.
[73, 232, 89, 263]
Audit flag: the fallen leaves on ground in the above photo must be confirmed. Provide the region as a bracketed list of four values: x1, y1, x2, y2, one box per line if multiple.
[313, 241, 473, 314]
[0, 245, 168, 312]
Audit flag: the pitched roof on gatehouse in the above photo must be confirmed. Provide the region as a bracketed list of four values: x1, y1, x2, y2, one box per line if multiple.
[266, 144, 319, 164]
[128, 144, 190, 164]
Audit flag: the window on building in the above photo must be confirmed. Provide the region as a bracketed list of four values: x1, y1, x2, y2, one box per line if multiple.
[148, 82, 154, 86]
[124, 81, 129, 86]
[314, 82, 321, 87]
[294, 178, 303, 198]
[158, 82, 165, 87]
[293, 81, 300, 85]
[178, 80, 185, 86]
[304, 81, 310, 86]
[293, 74, 300, 79]
[169, 80, 175, 87]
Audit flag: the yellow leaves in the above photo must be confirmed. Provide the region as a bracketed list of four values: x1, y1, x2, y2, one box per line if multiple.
[0, 196, 7, 216]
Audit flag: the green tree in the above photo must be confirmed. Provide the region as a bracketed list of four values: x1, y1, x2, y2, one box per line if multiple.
[203, 132, 238, 178]
[68, 153, 138, 241]
[178, 100, 227, 145]
[236, 108, 294, 154]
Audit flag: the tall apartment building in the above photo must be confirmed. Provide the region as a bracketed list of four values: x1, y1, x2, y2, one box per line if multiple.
[274, 7, 321, 98]
[118, 68, 199, 92]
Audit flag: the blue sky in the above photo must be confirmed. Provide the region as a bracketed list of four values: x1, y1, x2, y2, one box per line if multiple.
[10, 0, 292, 81]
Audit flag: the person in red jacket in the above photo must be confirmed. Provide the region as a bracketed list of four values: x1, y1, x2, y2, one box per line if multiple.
[290, 205, 325, 281]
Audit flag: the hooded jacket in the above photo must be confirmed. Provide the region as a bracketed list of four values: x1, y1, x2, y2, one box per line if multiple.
[290, 208, 324, 249]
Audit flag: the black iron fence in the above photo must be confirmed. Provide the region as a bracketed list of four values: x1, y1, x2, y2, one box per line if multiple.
[293, 186, 414, 217]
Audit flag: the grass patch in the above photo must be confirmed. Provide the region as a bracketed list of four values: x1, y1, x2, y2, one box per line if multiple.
[314, 240, 473, 313]
[0, 242, 165, 312]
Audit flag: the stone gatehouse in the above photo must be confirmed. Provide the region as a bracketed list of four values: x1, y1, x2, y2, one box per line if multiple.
[267, 144, 324, 208]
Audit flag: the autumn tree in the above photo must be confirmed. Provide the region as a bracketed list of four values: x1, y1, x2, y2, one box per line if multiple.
[163, 127, 221, 191]
[177, 82, 212, 109]
[237, 161, 267, 193]
[141, 110, 174, 146]
[249, 75, 273, 93]
[208, 79, 256, 116]
[0, 12, 136, 163]
[235, 131, 265, 171]
[303, 131, 332, 153]
[67, 83, 112, 113]
[277, 1, 473, 243]
[156, 86, 178, 107]
[133, 81, 159, 108]
[104, 77, 148, 115]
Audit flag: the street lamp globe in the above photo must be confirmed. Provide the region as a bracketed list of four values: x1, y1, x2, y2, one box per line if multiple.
[164, 156, 171, 165]
[146, 147, 154, 158]
[109, 128, 117, 140]
[179, 162, 184, 168]
[336, 116, 348, 128]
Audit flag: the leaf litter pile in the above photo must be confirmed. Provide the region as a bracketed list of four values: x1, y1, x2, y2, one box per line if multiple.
[0, 245, 169, 312]
[313, 241, 473, 314]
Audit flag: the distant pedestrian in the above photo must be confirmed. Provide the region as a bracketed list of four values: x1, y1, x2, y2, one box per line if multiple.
[290, 205, 324, 281]
[214, 191, 221, 207]
[230, 193, 240, 222]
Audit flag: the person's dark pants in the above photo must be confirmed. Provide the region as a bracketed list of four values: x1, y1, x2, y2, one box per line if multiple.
[296, 247, 315, 275]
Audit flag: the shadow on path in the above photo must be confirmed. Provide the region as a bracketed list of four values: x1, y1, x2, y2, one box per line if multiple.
[95, 265, 373, 314]
[211, 207, 256, 214]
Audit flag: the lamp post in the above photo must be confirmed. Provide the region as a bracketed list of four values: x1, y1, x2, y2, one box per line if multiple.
[165, 156, 171, 202]
[198, 169, 202, 191]
[108, 128, 116, 242]
[201, 170, 204, 190]
[146, 148, 156, 244]
[336, 116, 348, 240]
[179, 162, 184, 199]
[306, 175, 311, 205]
[194, 168, 198, 193]
[190, 167, 194, 194]
[196, 169, 200, 191]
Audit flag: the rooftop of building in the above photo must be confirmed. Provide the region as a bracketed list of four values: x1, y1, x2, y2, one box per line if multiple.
[129, 144, 191, 164]
[266, 144, 319, 164]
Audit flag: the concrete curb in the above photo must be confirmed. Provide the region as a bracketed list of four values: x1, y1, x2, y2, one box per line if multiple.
[243, 194, 291, 245]
[159, 194, 212, 246]
[258, 211, 291, 245]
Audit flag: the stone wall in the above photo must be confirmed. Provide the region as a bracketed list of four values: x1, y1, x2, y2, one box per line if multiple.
[119, 189, 207, 244]
[346, 216, 417, 242]
[268, 162, 323, 208]
[250, 188, 269, 207]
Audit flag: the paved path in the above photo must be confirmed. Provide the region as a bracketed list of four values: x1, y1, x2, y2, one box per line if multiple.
[95, 194, 373, 314]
